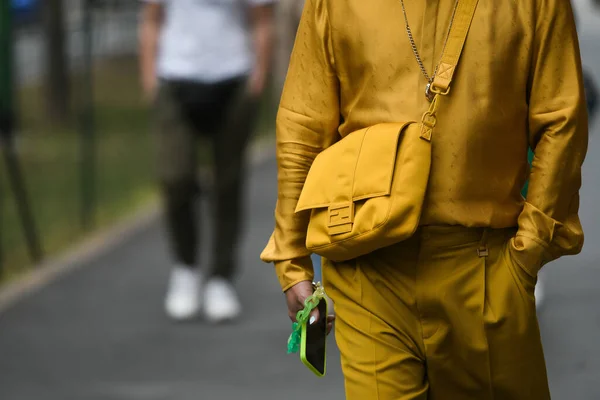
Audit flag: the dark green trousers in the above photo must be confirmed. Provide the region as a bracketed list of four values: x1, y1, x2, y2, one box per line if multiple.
[154, 77, 258, 279]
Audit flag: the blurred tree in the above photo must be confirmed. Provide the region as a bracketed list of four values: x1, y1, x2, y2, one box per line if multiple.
[42, 0, 70, 125]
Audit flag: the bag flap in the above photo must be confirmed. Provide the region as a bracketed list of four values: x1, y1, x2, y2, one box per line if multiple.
[295, 122, 412, 212]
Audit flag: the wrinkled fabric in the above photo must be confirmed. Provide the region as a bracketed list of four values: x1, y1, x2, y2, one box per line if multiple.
[261, 0, 588, 291]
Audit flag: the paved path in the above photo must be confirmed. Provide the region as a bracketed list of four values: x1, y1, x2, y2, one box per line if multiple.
[0, 156, 345, 400]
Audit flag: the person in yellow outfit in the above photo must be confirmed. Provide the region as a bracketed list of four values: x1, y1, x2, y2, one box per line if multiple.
[261, 0, 588, 398]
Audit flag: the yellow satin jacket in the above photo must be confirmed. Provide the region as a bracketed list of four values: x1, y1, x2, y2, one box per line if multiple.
[261, 0, 589, 291]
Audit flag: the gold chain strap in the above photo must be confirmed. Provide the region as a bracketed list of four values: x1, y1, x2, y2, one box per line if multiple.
[399, 0, 460, 100]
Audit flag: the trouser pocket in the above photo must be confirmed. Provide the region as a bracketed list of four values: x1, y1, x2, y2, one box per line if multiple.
[501, 238, 537, 306]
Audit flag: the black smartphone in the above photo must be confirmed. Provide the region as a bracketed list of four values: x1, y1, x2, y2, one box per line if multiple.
[300, 299, 328, 377]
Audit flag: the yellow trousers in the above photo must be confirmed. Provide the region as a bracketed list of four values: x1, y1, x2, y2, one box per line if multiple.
[323, 226, 550, 400]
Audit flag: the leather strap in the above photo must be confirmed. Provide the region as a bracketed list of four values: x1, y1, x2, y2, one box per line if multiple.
[430, 0, 480, 95]
[420, 0, 479, 141]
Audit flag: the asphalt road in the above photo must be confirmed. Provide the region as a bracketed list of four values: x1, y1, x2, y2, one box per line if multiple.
[0, 157, 345, 400]
[2, 0, 600, 399]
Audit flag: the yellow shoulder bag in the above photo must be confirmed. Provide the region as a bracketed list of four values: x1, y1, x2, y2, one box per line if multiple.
[294, 0, 480, 262]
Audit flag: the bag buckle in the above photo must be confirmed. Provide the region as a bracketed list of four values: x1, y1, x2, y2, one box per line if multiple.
[420, 94, 440, 141]
[327, 202, 354, 236]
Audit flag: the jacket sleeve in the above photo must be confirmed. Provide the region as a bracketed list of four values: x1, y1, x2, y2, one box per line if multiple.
[259, 0, 340, 292]
[514, 0, 589, 277]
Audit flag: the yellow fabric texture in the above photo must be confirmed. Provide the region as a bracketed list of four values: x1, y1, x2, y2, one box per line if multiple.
[324, 226, 550, 399]
[260, 0, 588, 291]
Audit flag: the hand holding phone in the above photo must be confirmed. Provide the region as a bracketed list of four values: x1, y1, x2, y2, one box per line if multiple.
[300, 298, 328, 377]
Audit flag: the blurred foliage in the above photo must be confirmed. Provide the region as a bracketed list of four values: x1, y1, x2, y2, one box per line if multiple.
[1, 56, 153, 279]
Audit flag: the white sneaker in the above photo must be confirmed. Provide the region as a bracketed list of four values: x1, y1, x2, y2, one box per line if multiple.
[535, 277, 545, 310]
[165, 266, 201, 321]
[203, 277, 241, 323]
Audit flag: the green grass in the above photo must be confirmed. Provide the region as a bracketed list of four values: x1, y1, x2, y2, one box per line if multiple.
[1, 56, 277, 281]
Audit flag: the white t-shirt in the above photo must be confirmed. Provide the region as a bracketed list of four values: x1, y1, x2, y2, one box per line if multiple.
[146, 0, 274, 83]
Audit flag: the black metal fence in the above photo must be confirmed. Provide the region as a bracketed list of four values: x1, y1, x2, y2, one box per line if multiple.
[1, 0, 146, 277]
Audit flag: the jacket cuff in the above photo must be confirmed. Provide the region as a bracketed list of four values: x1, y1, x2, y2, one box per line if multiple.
[274, 257, 314, 292]
[509, 234, 551, 278]
[513, 202, 559, 277]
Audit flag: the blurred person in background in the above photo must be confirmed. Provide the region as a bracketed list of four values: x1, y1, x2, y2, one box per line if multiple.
[138, 0, 275, 322]
[262, 0, 588, 398]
